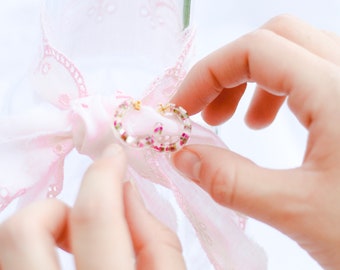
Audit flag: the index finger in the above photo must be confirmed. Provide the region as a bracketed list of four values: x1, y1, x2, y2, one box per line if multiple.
[70, 144, 134, 270]
[172, 29, 340, 129]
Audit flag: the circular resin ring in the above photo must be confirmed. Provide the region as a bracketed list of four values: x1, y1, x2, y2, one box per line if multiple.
[113, 100, 192, 152]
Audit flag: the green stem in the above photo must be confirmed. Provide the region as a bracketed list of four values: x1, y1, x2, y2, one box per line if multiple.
[183, 0, 191, 29]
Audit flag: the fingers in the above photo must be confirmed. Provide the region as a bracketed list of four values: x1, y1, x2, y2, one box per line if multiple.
[124, 182, 186, 270]
[201, 83, 246, 126]
[245, 86, 286, 129]
[172, 16, 340, 132]
[262, 14, 340, 65]
[70, 144, 135, 270]
[322, 30, 340, 46]
[172, 28, 340, 131]
[247, 15, 340, 128]
[0, 200, 69, 270]
[172, 145, 314, 234]
[0, 143, 185, 270]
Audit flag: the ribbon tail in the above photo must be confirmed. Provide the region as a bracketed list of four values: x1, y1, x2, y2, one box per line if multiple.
[0, 109, 74, 212]
[128, 167, 178, 233]
[149, 153, 267, 270]
[16, 135, 74, 210]
[182, 123, 267, 268]
[130, 122, 267, 269]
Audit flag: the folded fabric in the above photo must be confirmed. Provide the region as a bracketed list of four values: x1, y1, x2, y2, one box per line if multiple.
[0, 1, 267, 269]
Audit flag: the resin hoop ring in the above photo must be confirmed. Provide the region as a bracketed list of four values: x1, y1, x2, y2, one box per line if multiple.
[113, 100, 191, 152]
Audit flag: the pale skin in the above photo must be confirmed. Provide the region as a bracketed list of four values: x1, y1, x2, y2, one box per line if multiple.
[171, 15, 340, 269]
[0, 14, 339, 270]
[0, 144, 186, 270]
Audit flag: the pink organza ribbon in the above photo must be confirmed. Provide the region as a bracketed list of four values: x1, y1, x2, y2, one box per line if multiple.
[0, 58, 267, 270]
[0, 1, 267, 269]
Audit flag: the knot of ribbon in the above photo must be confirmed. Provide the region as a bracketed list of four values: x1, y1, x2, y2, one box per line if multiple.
[0, 22, 267, 270]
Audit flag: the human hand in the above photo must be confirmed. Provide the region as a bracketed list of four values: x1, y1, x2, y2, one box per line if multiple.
[171, 15, 340, 270]
[0, 144, 185, 270]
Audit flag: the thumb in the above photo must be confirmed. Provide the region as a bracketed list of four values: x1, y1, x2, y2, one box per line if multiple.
[172, 144, 309, 230]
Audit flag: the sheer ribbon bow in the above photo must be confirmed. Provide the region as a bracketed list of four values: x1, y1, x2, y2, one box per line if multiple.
[0, 1, 267, 268]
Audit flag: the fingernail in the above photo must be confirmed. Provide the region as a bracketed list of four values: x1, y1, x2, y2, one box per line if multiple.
[172, 149, 201, 182]
[101, 143, 123, 158]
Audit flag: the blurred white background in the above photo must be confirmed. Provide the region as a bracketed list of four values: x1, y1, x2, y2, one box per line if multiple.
[1, 1, 339, 269]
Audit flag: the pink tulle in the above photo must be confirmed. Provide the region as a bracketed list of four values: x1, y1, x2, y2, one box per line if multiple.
[0, 1, 267, 269]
